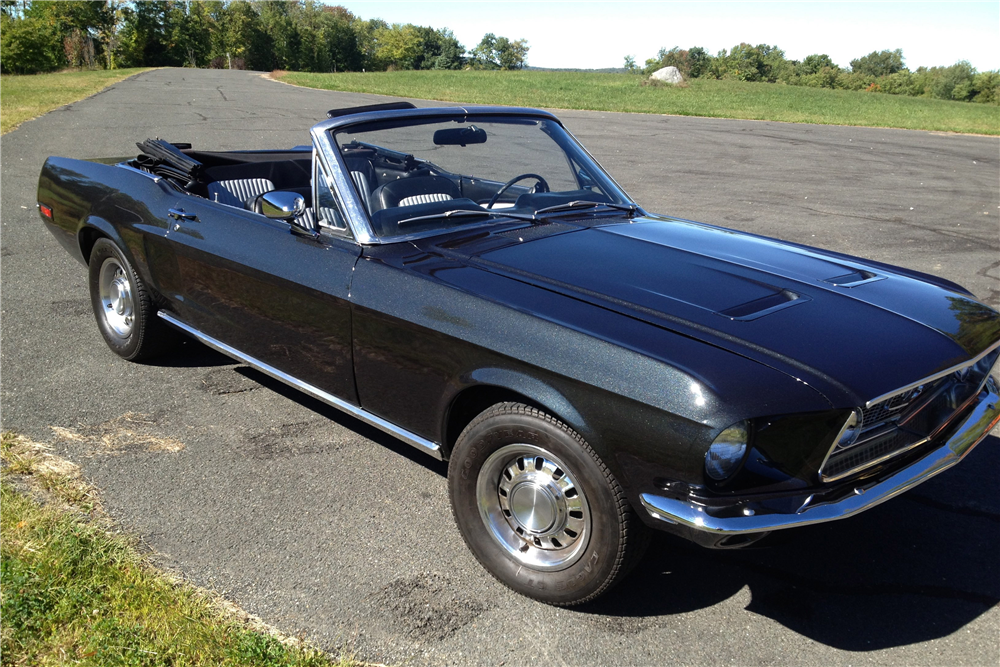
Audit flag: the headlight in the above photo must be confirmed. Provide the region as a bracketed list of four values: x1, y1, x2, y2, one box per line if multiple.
[705, 421, 749, 481]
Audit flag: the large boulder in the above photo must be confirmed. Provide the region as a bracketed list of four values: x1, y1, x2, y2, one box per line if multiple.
[650, 66, 684, 84]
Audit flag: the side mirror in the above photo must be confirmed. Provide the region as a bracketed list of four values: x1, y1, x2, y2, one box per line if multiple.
[255, 191, 305, 220]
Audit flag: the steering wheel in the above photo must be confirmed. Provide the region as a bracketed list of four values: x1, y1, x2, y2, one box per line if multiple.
[487, 173, 550, 209]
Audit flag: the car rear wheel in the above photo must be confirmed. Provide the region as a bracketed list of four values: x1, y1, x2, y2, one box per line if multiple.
[448, 402, 647, 605]
[88, 238, 174, 361]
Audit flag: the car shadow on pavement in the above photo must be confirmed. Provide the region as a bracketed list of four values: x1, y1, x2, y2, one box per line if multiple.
[581, 434, 1000, 651]
[143, 338, 237, 368]
[232, 365, 451, 476]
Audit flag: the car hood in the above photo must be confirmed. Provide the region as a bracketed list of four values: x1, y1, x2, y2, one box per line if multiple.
[425, 215, 1000, 406]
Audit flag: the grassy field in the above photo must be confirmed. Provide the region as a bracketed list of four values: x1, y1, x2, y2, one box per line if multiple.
[0, 68, 150, 134]
[0, 432, 353, 666]
[277, 70, 1000, 135]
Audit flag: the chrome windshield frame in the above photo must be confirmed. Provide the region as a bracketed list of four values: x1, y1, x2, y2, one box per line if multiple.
[308, 106, 637, 245]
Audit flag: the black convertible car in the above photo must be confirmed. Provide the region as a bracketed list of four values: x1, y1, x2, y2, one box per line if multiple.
[37, 103, 1000, 605]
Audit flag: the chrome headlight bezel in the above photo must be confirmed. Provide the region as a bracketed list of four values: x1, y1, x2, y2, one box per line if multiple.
[834, 408, 863, 450]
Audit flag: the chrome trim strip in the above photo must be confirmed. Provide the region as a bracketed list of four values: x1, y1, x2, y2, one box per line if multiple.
[310, 106, 560, 134]
[310, 126, 376, 244]
[157, 311, 443, 460]
[819, 435, 930, 483]
[117, 162, 162, 183]
[640, 377, 999, 535]
[721, 294, 810, 322]
[824, 274, 887, 288]
[864, 339, 1000, 408]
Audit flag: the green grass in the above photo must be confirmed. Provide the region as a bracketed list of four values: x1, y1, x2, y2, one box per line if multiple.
[0, 68, 150, 134]
[276, 70, 1000, 135]
[0, 433, 354, 666]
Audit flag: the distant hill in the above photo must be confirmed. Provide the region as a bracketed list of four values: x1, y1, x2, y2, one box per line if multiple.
[523, 66, 627, 74]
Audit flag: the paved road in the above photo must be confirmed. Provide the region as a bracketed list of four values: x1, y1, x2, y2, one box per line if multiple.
[3, 69, 999, 666]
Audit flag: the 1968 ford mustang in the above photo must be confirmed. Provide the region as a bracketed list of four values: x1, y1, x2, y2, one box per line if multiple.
[37, 103, 1000, 605]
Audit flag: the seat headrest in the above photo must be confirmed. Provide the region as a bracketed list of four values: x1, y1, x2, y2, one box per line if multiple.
[374, 176, 462, 211]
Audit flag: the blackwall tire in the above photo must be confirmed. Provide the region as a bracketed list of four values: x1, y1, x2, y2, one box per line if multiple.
[448, 402, 648, 605]
[88, 238, 174, 361]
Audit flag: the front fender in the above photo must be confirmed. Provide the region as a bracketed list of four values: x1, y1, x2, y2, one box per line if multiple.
[450, 367, 593, 443]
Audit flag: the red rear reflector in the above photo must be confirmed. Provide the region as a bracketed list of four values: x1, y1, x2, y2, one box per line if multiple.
[39, 204, 53, 219]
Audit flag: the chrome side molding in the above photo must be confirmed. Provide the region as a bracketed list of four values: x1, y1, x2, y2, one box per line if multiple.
[157, 310, 443, 460]
[641, 376, 999, 534]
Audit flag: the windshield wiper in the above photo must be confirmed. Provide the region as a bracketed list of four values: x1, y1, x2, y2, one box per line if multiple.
[397, 208, 536, 226]
[533, 200, 639, 217]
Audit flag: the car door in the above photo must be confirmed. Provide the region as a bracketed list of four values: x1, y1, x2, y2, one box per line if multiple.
[147, 166, 360, 404]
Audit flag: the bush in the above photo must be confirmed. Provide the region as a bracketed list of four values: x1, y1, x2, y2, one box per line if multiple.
[931, 61, 976, 101]
[0, 15, 62, 74]
[799, 66, 839, 89]
[971, 71, 1000, 104]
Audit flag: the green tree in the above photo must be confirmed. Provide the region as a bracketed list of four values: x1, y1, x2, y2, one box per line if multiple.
[257, 0, 297, 70]
[118, 1, 173, 67]
[470, 33, 528, 70]
[321, 6, 362, 72]
[374, 23, 423, 70]
[0, 13, 61, 73]
[798, 53, 837, 75]
[354, 17, 387, 70]
[432, 28, 464, 70]
[167, 1, 213, 68]
[687, 46, 710, 78]
[850, 48, 905, 76]
[623, 55, 638, 73]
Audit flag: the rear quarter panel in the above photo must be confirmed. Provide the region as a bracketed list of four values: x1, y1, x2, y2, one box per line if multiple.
[37, 157, 177, 285]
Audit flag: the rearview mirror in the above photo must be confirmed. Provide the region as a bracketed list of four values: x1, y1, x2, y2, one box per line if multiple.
[255, 191, 305, 220]
[433, 125, 487, 146]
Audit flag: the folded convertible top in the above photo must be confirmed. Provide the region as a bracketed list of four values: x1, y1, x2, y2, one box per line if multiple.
[135, 138, 203, 189]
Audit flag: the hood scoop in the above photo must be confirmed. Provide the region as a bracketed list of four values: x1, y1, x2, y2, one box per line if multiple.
[823, 270, 885, 288]
[718, 289, 805, 321]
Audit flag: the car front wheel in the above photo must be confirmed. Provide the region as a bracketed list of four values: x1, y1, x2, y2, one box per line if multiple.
[448, 402, 647, 605]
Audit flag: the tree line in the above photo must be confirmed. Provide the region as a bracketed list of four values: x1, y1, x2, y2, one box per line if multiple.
[626, 44, 999, 104]
[0, 1, 529, 74]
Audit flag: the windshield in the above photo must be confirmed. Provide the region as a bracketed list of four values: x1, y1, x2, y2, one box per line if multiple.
[332, 115, 631, 239]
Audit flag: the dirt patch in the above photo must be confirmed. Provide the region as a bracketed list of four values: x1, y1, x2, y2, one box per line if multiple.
[587, 614, 654, 637]
[200, 366, 260, 395]
[51, 412, 184, 454]
[1, 432, 97, 511]
[374, 572, 492, 641]
[49, 298, 91, 317]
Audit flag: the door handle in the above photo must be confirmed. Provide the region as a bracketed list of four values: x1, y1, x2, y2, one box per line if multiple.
[168, 208, 197, 221]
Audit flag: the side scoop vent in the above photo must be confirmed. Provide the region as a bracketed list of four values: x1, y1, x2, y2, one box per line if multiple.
[823, 270, 884, 288]
[718, 289, 805, 321]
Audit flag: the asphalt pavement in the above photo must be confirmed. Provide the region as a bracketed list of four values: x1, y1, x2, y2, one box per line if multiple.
[2, 68, 999, 666]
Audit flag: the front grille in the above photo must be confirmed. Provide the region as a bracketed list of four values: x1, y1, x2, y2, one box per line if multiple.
[821, 429, 923, 480]
[819, 348, 999, 482]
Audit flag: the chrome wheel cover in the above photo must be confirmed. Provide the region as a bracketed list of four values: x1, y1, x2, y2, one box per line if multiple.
[477, 444, 591, 571]
[98, 257, 134, 337]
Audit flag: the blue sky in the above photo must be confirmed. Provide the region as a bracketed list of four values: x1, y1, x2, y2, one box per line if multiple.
[333, 1, 1000, 71]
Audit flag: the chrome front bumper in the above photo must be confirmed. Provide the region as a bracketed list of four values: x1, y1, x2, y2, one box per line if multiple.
[640, 377, 1000, 535]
